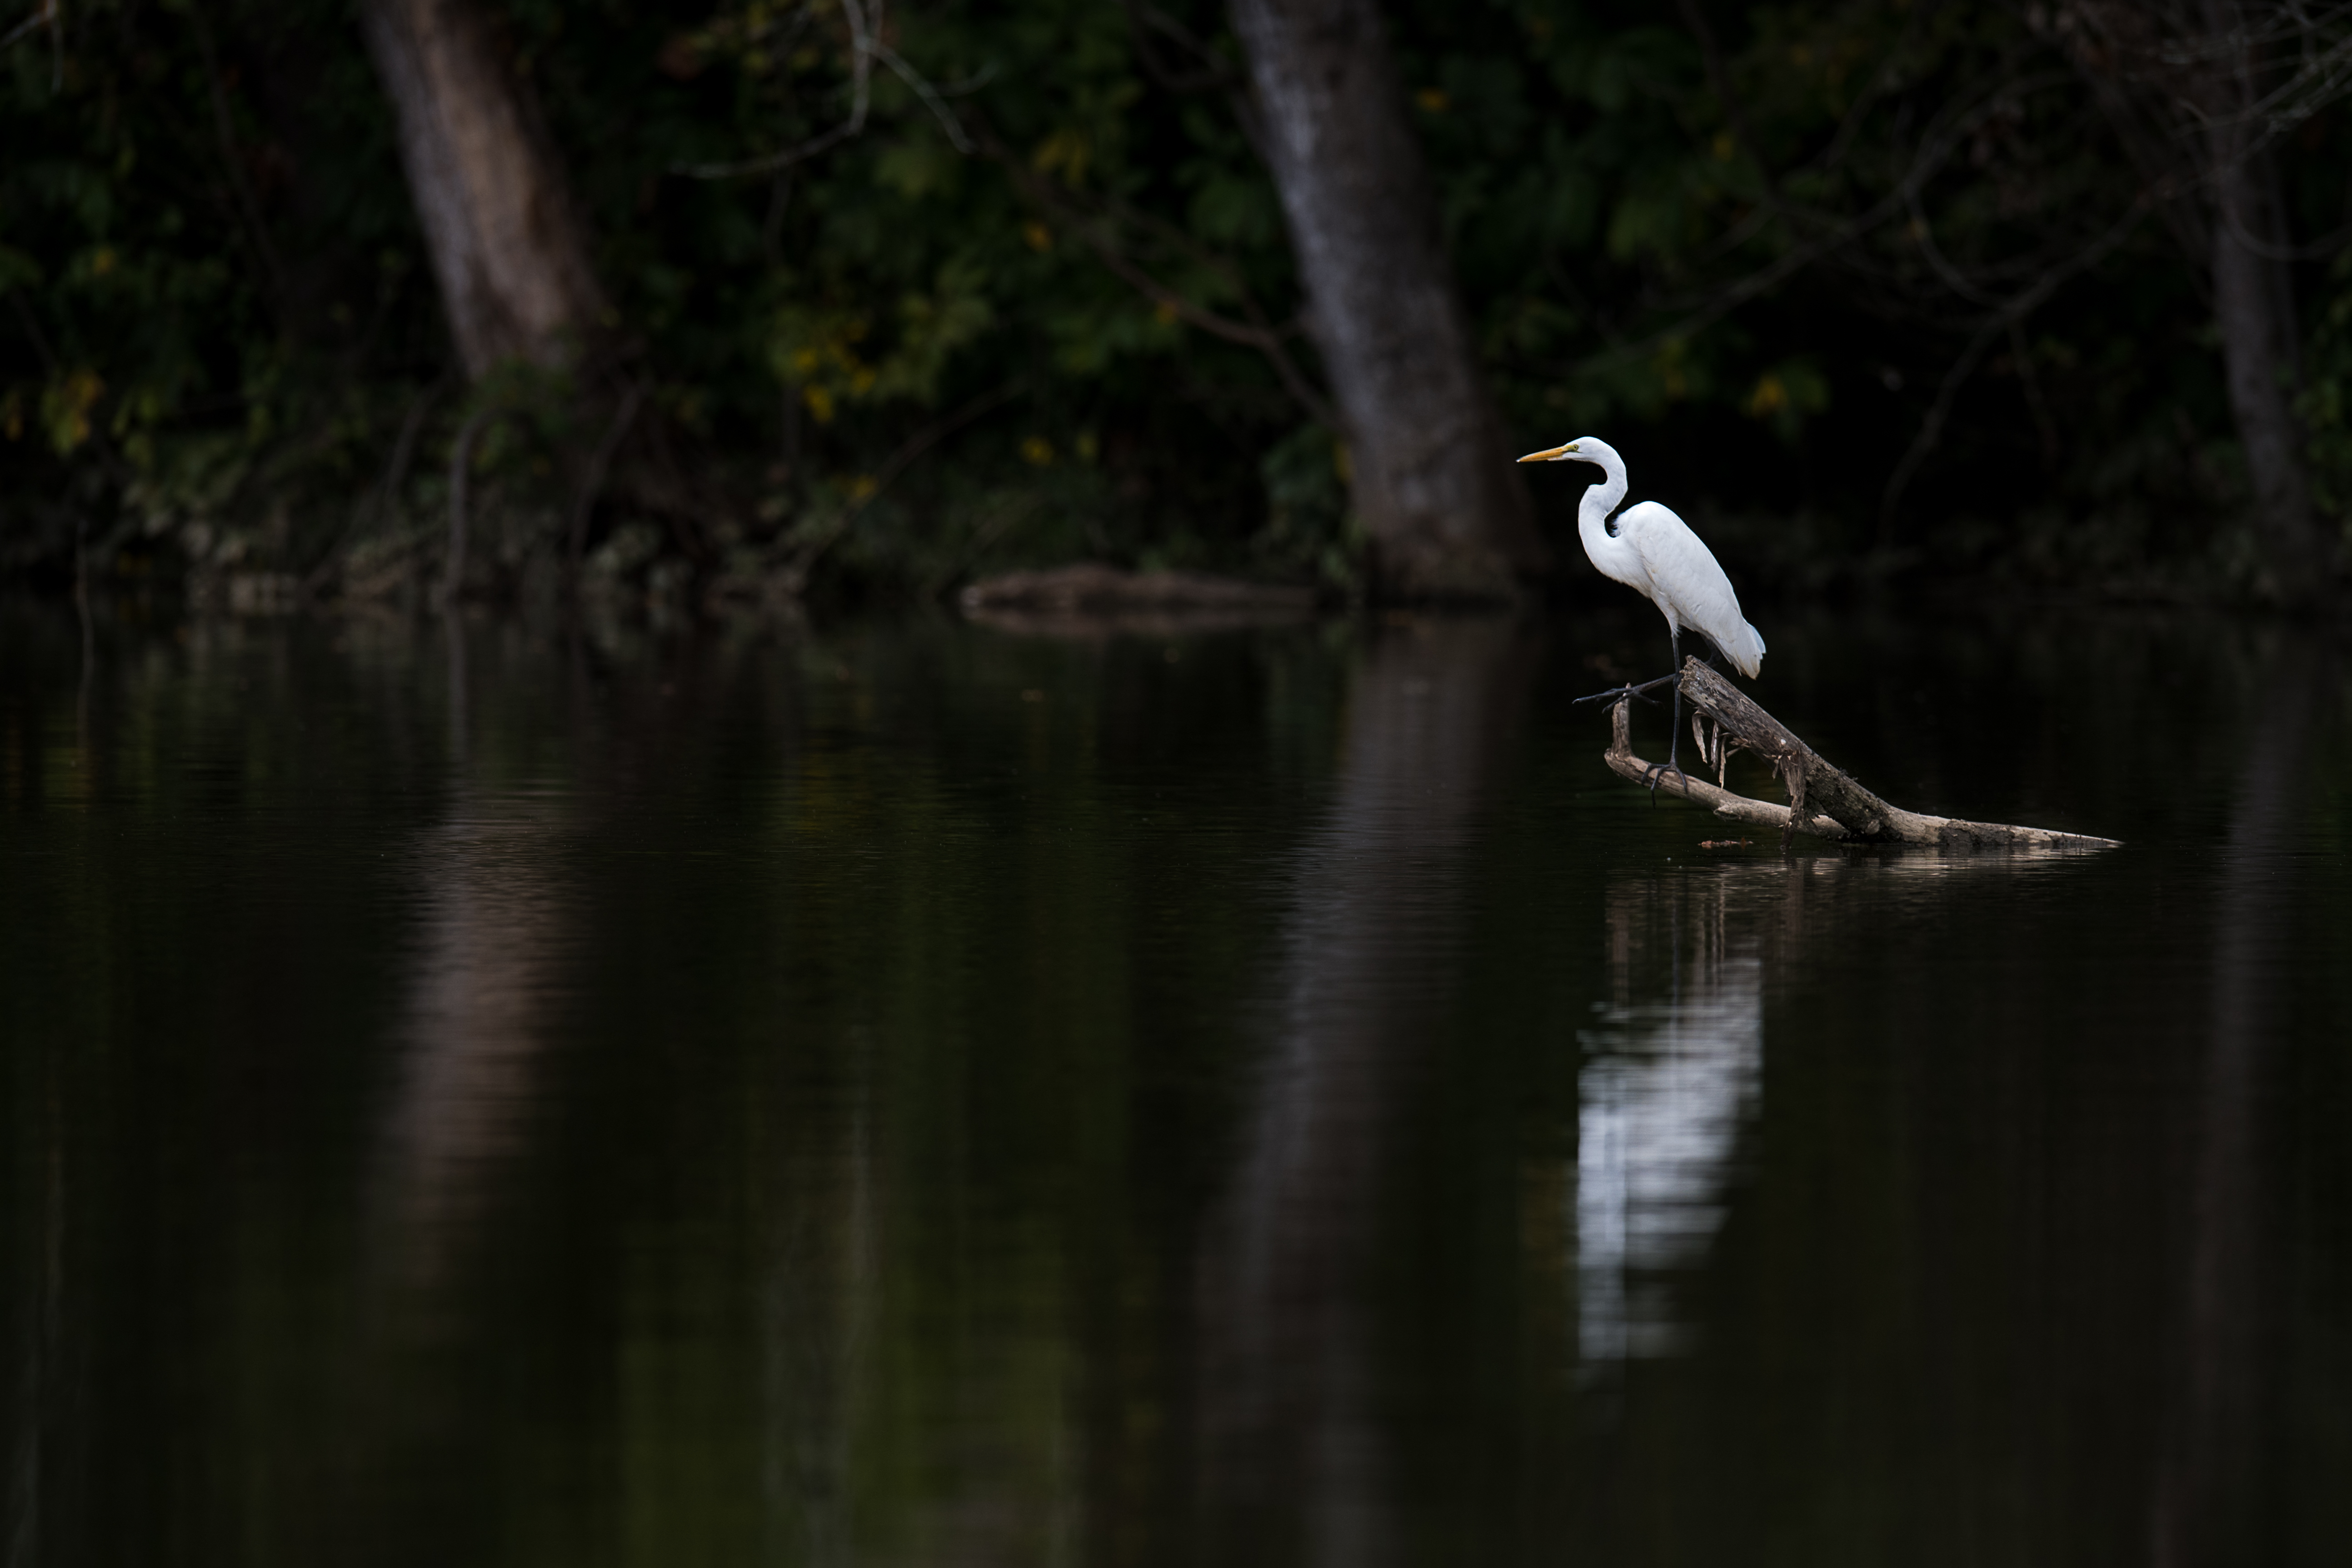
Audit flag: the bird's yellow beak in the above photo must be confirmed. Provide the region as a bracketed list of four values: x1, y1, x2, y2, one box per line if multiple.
[1517, 443, 1573, 463]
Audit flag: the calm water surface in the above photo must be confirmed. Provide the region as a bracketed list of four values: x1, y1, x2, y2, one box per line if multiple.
[4, 599, 2351, 1567]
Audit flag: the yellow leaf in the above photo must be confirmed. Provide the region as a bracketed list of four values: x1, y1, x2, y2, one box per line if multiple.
[1744, 373, 1788, 419]
[1031, 130, 1090, 186]
[41, 370, 104, 455]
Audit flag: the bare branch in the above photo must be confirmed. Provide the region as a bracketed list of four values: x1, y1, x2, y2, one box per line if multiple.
[569, 381, 644, 572]
[1, 0, 57, 55]
[873, 41, 974, 153]
[980, 120, 1337, 427]
[1881, 195, 2153, 521]
[1566, 69, 2087, 384]
[184, 4, 290, 307]
[1122, 0, 1237, 93]
[775, 382, 1025, 592]
[674, 0, 978, 180]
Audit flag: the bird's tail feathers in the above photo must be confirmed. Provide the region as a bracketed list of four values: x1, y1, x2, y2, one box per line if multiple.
[1728, 621, 1765, 679]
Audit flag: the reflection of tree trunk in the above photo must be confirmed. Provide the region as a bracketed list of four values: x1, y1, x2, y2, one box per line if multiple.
[1198, 617, 1534, 1564]
[373, 622, 572, 1282]
[359, 0, 606, 378]
[1224, 0, 1548, 602]
[339, 625, 576, 1566]
[7, 1080, 66, 1568]
[759, 1095, 873, 1568]
[2150, 637, 2319, 1567]
[376, 798, 571, 1279]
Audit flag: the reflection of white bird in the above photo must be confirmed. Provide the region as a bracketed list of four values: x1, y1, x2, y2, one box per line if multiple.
[1575, 945, 1763, 1365]
[1519, 437, 1763, 786]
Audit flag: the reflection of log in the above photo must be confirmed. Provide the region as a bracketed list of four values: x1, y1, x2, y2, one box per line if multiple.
[1605, 659, 2120, 850]
[959, 564, 1316, 639]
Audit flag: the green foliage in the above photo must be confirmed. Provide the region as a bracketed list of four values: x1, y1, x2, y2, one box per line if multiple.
[3, 0, 2348, 601]
[2300, 254, 2352, 543]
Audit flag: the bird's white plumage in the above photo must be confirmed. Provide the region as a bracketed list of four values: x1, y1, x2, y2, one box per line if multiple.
[1614, 501, 1765, 677]
[1519, 437, 1764, 679]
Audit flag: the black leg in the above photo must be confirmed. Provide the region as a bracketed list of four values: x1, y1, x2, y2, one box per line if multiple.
[1644, 629, 1692, 802]
[1668, 629, 1683, 771]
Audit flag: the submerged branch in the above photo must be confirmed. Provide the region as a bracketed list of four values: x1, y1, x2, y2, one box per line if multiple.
[1604, 659, 2120, 851]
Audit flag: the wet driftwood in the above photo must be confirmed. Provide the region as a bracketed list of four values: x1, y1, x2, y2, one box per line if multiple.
[1606, 659, 2121, 850]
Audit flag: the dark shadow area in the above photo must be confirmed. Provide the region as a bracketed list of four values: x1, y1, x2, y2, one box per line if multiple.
[1, 600, 2350, 1567]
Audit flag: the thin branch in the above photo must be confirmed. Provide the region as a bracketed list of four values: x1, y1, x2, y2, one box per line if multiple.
[777, 382, 1025, 591]
[672, 0, 975, 176]
[304, 376, 444, 596]
[1673, 0, 1783, 206]
[924, 488, 1044, 595]
[1904, 192, 2002, 308]
[1881, 195, 2153, 522]
[982, 125, 1336, 426]
[1562, 65, 2106, 390]
[1878, 320, 1999, 528]
[442, 405, 495, 610]
[568, 381, 644, 573]
[1122, 0, 1237, 93]
[183, 4, 289, 305]
[2009, 317, 2060, 467]
[674, 0, 874, 179]
[873, 43, 974, 152]
[1, 0, 57, 55]
[861, 380, 1024, 502]
[9, 290, 60, 376]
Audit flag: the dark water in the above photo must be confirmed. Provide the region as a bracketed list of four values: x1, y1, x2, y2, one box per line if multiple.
[4, 599, 2351, 1567]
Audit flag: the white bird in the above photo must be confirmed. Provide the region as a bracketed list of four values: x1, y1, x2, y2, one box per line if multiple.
[1518, 436, 1763, 789]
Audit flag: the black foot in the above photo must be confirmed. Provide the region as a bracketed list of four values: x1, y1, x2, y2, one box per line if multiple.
[1640, 757, 1691, 802]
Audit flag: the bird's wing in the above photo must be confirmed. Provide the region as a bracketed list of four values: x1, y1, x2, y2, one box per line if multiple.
[1617, 501, 1766, 677]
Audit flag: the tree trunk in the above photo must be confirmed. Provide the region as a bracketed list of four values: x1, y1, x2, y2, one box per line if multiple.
[2062, 1, 2338, 600]
[1226, 0, 1548, 602]
[2203, 116, 2330, 599]
[359, 0, 606, 379]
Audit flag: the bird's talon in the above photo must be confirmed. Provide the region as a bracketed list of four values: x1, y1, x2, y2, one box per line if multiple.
[1639, 759, 1691, 801]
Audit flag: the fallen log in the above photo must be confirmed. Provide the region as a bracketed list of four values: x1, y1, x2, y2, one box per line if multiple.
[1604, 659, 2121, 850]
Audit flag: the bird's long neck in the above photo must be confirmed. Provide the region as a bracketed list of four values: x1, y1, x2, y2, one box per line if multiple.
[1576, 450, 1636, 578]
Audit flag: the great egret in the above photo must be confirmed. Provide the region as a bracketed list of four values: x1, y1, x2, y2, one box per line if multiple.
[1517, 437, 1764, 791]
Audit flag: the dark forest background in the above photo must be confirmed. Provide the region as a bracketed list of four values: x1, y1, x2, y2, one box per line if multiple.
[6, 0, 2352, 614]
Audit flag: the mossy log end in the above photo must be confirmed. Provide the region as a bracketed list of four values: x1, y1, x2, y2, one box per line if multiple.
[1604, 659, 2122, 850]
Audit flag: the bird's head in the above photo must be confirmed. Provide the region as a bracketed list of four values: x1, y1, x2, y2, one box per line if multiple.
[1516, 438, 1603, 465]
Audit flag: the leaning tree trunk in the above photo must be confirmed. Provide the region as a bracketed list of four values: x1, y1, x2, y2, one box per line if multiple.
[2062, 0, 2338, 602]
[1226, 0, 1549, 602]
[360, 0, 606, 379]
[2201, 75, 2330, 600]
